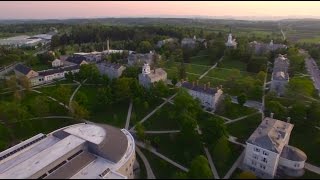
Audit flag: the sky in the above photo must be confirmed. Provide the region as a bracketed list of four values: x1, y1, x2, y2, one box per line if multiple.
[1, 1, 320, 20]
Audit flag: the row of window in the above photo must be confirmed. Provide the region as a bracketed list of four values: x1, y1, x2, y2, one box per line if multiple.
[253, 147, 269, 156]
[251, 160, 266, 170]
[252, 154, 268, 164]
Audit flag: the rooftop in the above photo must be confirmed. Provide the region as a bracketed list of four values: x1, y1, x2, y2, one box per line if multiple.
[144, 68, 167, 81]
[273, 71, 289, 81]
[181, 81, 218, 95]
[0, 123, 133, 179]
[14, 64, 32, 75]
[246, 117, 294, 153]
[38, 65, 79, 76]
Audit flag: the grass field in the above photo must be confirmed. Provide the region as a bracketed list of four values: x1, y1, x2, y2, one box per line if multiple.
[140, 148, 187, 179]
[189, 55, 212, 66]
[216, 103, 258, 120]
[143, 103, 180, 131]
[145, 133, 205, 168]
[219, 60, 247, 71]
[226, 113, 262, 144]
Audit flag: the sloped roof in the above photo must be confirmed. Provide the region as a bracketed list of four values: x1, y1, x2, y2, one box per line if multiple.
[181, 81, 217, 95]
[15, 64, 32, 75]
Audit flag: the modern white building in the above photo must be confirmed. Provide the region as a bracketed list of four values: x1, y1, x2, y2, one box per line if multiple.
[52, 59, 63, 68]
[270, 54, 290, 96]
[181, 81, 223, 111]
[242, 114, 307, 179]
[225, 33, 237, 48]
[0, 123, 136, 179]
[138, 63, 167, 88]
[96, 62, 126, 79]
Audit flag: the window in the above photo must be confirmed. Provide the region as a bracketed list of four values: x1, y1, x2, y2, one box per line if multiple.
[294, 163, 300, 168]
[263, 151, 269, 156]
[260, 164, 266, 170]
[254, 147, 260, 152]
[251, 160, 257, 166]
[262, 158, 268, 163]
[253, 155, 258, 160]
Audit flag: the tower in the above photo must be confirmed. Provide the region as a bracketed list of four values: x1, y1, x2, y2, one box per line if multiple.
[227, 34, 233, 44]
[107, 39, 110, 51]
[142, 63, 151, 76]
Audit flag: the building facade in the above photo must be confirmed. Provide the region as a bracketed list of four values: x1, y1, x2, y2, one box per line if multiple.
[270, 54, 290, 96]
[127, 51, 156, 66]
[242, 114, 307, 179]
[138, 63, 167, 88]
[0, 123, 136, 179]
[181, 81, 223, 111]
[96, 62, 126, 79]
[249, 40, 287, 55]
[52, 59, 63, 68]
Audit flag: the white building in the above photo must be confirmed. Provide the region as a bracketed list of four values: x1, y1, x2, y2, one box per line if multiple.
[52, 59, 63, 68]
[96, 62, 126, 79]
[225, 33, 237, 48]
[270, 54, 290, 96]
[0, 123, 136, 179]
[181, 81, 223, 111]
[138, 63, 167, 88]
[38, 65, 80, 82]
[242, 114, 307, 179]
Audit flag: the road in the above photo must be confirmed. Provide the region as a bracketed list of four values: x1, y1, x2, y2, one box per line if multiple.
[135, 146, 156, 179]
[305, 56, 320, 92]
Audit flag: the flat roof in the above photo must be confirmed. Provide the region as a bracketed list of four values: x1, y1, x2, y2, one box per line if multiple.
[0, 135, 85, 179]
[63, 124, 106, 145]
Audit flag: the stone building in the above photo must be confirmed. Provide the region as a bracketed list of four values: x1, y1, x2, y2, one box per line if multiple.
[96, 62, 126, 79]
[138, 63, 167, 88]
[270, 54, 290, 96]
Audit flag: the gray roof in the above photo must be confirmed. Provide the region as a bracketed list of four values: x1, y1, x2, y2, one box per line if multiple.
[273, 71, 289, 81]
[181, 81, 217, 95]
[98, 62, 123, 70]
[246, 117, 294, 153]
[66, 55, 87, 64]
[15, 64, 32, 75]
[280, 145, 307, 162]
[38, 65, 79, 76]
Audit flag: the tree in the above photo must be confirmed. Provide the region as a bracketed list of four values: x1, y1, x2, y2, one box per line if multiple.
[178, 62, 187, 80]
[211, 136, 231, 168]
[70, 101, 89, 121]
[187, 155, 213, 179]
[55, 85, 72, 105]
[289, 102, 307, 124]
[236, 171, 257, 179]
[151, 81, 169, 98]
[29, 96, 50, 117]
[172, 172, 188, 179]
[137, 41, 153, 53]
[65, 72, 74, 82]
[237, 93, 247, 106]
[256, 71, 266, 82]
[75, 91, 88, 107]
[202, 117, 228, 148]
[19, 76, 31, 91]
[265, 101, 287, 119]
[307, 102, 320, 126]
[174, 89, 202, 119]
[171, 76, 178, 86]
[96, 87, 113, 107]
[121, 66, 141, 79]
[143, 101, 149, 110]
[286, 77, 315, 97]
[78, 64, 100, 83]
[112, 77, 132, 102]
[135, 122, 145, 141]
[6, 75, 18, 91]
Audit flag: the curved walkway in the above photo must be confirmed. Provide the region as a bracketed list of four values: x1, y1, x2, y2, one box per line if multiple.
[69, 78, 87, 110]
[125, 100, 133, 129]
[135, 146, 156, 179]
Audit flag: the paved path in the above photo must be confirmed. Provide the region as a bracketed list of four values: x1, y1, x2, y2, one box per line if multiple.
[135, 146, 156, 179]
[223, 150, 245, 179]
[228, 136, 246, 148]
[31, 89, 70, 110]
[199, 56, 223, 80]
[125, 100, 133, 129]
[130, 93, 178, 131]
[69, 79, 87, 110]
[204, 147, 220, 179]
[305, 163, 320, 175]
[224, 112, 260, 125]
[204, 110, 232, 122]
[136, 141, 189, 172]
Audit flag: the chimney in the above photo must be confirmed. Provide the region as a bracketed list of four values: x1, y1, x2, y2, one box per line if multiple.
[287, 117, 291, 123]
[192, 81, 195, 88]
[207, 82, 210, 88]
[270, 112, 274, 119]
[196, 80, 199, 86]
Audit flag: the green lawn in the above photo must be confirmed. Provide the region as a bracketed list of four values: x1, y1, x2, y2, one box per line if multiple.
[190, 55, 212, 66]
[140, 148, 187, 179]
[163, 61, 210, 75]
[215, 103, 258, 120]
[145, 133, 206, 168]
[297, 36, 320, 44]
[219, 60, 247, 71]
[211, 143, 244, 177]
[39, 84, 77, 104]
[77, 85, 129, 128]
[143, 103, 180, 131]
[130, 97, 164, 128]
[290, 124, 320, 166]
[227, 113, 262, 144]
[206, 68, 254, 80]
